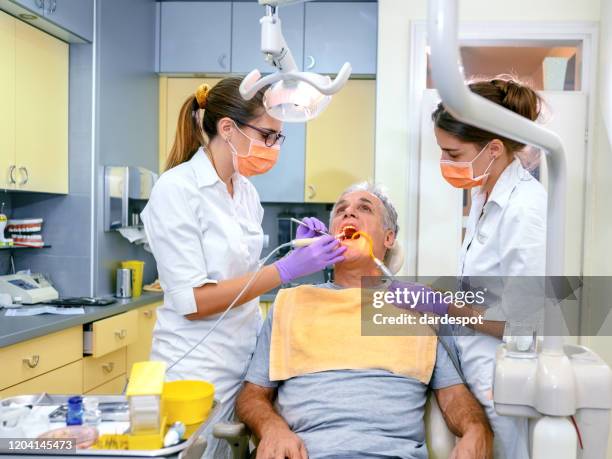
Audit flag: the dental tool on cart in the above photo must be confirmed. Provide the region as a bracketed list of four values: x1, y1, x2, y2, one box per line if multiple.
[428, 0, 612, 457]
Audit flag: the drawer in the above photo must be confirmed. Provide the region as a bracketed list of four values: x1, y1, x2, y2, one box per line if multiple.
[85, 374, 126, 395]
[126, 302, 161, 373]
[0, 327, 82, 390]
[88, 310, 138, 358]
[83, 347, 126, 393]
[0, 361, 83, 397]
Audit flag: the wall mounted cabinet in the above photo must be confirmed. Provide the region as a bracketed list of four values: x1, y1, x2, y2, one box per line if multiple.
[2, 0, 93, 42]
[0, 11, 16, 190]
[305, 79, 376, 202]
[159, 2, 231, 73]
[0, 11, 68, 194]
[303, 2, 377, 75]
[157, 1, 377, 76]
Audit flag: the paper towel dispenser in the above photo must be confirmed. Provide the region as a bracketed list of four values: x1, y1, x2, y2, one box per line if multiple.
[104, 166, 158, 231]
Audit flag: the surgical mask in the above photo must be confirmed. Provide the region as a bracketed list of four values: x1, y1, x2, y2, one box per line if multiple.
[439, 143, 495, 189]
[226, 123, 280, 177]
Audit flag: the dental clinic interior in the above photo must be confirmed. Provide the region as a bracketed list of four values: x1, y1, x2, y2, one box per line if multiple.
[1, 0, 612, 457]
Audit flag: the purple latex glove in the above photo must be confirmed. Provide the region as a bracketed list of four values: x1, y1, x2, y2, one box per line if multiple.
[296, 217, 328, 239]
[388, 281, 449, 316]
[275, 235, 346, 283]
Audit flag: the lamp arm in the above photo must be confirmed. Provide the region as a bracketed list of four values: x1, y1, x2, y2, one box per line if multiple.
[239, 70, 281, 100]
[286, 63, 352, 95]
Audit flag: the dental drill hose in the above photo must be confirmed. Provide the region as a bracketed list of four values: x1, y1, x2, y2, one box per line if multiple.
[166, 236, 326, 373]
[166, 241, 293, 373]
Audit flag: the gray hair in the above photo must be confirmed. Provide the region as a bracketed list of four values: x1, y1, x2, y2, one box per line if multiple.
[331, 182, 399, 235]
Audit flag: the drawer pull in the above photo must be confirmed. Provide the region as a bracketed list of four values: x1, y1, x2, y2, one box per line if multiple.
[23, 355, 40, 368]
[115, 329, 127, 340]
[143, 310, 153, 318]
[102, 362, 115, 373]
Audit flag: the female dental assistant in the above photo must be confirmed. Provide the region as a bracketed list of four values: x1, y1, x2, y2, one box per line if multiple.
[431, 78, 546, 459]
[141, 77, 345, 458]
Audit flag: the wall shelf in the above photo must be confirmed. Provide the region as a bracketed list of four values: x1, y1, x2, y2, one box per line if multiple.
[0, 245, 51, 251]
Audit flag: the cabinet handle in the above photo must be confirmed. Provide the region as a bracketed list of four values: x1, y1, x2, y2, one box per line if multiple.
[143, 310, 153, 318]
[102, 362, 115, 373]
[115, 329, 127, 339]
[18, 167, 28, 186]
[307, 184, 316, 200]
[217, 54, 227, 69]
[45, 0, 57, 14]
[23, 355, 40, 368]
[306, 55, 316, 70]
[8, 165, 17, 185]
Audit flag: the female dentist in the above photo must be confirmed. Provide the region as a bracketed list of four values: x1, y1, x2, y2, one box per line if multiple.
[431, 77, 546, 459]
[141, 77, 345, 457]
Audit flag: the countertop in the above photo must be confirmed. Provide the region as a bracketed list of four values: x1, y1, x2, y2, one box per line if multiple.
[0, 292, 163, 348]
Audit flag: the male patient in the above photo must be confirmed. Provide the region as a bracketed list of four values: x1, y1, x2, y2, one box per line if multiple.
[236, 183, 493, 459]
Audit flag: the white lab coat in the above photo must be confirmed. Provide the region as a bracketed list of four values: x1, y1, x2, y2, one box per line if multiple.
[456, 158, 546, 459]
[141, 148, 264, 458]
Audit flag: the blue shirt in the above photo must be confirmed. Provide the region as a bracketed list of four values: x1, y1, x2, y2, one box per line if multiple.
[245, 283, 463, 459]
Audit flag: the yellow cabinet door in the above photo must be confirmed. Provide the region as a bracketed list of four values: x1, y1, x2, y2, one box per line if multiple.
[159, 77, 221, 173]
[305, 80, 376, 203]
[0, 11, 16, 190]
[126, 302, 162, 374]
[0, 361, 83, 397]
[15, 20, 68, 193]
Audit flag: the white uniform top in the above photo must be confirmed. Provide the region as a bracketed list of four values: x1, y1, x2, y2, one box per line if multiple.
[140, 148, 263, 423]
[455, 157, 546, 459]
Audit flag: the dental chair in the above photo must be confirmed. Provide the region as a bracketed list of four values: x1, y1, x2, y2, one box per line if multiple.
[213, 393, 457, 459]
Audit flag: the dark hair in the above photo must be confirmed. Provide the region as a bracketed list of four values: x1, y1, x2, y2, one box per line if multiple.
[165, 77, 265, 171]
[431, 76, 542, 153]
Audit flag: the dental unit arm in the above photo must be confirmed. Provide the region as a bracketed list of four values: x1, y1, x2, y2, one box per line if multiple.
[239, 0, 352, 121]
[428, 0, 612, 457]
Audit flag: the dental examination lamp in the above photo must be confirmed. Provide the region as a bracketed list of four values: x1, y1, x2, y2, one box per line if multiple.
[239, 0, 352, 122]
[428, 0, 612, 458]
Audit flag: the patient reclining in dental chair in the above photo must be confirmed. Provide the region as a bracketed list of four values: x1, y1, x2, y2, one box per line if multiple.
[231, 183, 493, 459]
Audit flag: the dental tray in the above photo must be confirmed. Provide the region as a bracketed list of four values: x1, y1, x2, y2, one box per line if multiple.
[0, 394, 220, 457]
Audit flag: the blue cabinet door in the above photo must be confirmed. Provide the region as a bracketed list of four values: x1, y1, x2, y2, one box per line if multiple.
[249, 122, 305, 203]
[231, 2, 304, 74]
[304, 2, 377, 75]
[9, 0, 43, 13]
[46, 0, 93, 42]
[160, 2, 231, 73]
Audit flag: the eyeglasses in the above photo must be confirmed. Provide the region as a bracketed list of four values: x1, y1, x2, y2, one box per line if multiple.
[238, 121, 286, 147]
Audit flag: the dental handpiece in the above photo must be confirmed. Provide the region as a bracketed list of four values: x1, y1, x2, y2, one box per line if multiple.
[290, 217, 331, 236]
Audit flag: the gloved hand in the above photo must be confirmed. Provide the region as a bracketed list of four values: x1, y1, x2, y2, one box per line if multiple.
[275, 235, 346, 283]
[295, 217, 328, 239]
[388, 281, 449, 316]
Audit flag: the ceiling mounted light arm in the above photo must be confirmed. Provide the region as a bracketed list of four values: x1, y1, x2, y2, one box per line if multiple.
[239, 0, 352, 121]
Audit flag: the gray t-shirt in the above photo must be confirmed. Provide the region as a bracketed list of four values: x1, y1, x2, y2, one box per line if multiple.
[245, 283, 463, 459]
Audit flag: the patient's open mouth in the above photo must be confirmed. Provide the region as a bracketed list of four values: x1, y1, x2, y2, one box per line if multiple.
[336, 225, 360, 241]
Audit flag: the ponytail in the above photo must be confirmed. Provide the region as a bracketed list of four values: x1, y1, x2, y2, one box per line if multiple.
[164, 77, 266, 172]
[165, 96, 204, 171]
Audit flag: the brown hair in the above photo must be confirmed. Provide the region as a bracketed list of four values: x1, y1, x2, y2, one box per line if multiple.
[431, 76, 543, 153]
[165, 77, 265, 171]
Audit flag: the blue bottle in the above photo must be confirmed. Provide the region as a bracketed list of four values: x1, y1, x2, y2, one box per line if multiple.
[66, 396, 83, 425]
